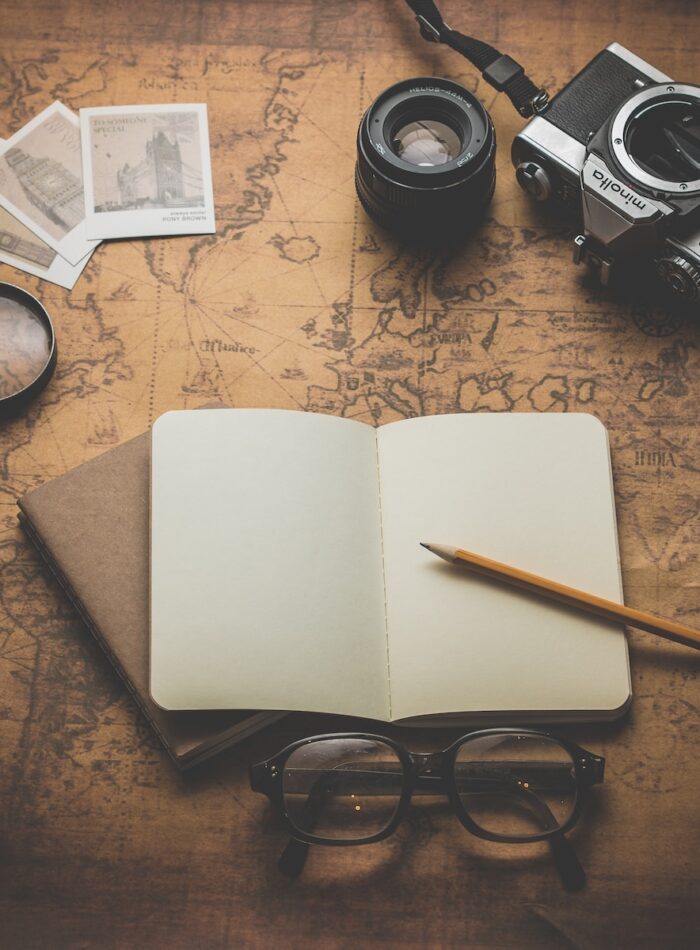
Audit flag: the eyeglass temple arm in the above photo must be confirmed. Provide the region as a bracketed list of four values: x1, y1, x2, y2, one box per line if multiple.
[275, 763, 585, 889]
[278, 816, 584, 892]
[549, 832, 585, 892]
[277, 776, 332, 878]
[277, 765, 402, 879]
[278, 836, 310, 878]
[497, 783, 584, 891]
[249, 762, 316, 877]
[453, 770, 585, 891]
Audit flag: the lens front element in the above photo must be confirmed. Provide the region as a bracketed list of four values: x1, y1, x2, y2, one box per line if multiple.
[283, 738, 404, 841]
[453, 733, 577, 839]
[392, 119, 463, 166]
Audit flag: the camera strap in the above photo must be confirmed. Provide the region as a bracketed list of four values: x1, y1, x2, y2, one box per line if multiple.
[405, 0, 549, 117]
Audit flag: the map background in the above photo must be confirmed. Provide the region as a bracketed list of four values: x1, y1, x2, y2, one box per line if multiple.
[1, 1, 699, 947]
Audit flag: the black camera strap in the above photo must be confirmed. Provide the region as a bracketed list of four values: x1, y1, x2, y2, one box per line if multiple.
[405, 0, 549, 117]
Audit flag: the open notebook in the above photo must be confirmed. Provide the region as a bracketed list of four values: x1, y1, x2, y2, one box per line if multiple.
[150, 410, 631, 723]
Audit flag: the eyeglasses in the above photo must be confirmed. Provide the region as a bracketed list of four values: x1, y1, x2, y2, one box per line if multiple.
[250, 729, 605, 891]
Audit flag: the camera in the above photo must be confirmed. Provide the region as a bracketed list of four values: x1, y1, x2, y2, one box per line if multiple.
[513, 43, 700, 302]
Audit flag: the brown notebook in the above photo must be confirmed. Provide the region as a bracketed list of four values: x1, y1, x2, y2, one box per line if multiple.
[18, 431, 284, 769]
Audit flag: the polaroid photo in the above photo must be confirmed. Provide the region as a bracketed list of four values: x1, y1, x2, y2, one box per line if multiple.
[0, 205, 94, 289]
[0, 102, 98, 266]
[80, 103, 216, 240]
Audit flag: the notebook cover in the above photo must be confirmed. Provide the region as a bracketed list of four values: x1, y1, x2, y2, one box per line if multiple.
[17, 431, 283, 769]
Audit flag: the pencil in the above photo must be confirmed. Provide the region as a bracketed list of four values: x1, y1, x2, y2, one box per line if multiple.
[420, 542, 700, 651]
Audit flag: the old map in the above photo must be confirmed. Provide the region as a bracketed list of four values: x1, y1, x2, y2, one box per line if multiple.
[1, 2, 699, 947]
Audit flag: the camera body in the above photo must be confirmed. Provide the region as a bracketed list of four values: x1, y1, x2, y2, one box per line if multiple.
[513, 44, 700, 302]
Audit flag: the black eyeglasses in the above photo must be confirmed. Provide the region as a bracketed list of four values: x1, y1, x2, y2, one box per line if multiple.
[250, 729, 605, 891]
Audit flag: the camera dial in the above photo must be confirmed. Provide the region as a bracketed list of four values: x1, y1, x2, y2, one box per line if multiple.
[655, 256, 700, 301]
[515, 161, 552, 201]
[355, 77, 496, 236]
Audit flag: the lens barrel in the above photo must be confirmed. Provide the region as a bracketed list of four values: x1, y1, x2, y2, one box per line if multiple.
[356, 77, 496, 237]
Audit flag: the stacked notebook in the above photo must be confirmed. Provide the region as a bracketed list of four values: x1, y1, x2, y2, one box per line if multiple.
[18, 431, 284, 768]
[19, 409, 632, 769]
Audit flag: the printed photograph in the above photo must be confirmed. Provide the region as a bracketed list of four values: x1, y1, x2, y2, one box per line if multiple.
[0, 203, 94, 289]
[0, 206, 56, 271]
[0, 107, 85, 242]
[88, 110, 205, 212]
[80, 103, 215, 240]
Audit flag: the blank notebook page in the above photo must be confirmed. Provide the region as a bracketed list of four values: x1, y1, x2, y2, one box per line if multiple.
[377, 413, 631, 722]
[150, 409, 389, 717]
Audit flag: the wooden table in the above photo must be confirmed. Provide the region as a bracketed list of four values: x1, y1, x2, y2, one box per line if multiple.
[1, 2, 699, 947]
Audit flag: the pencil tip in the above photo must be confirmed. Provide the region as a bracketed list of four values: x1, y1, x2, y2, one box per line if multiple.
[420, 542, 431, 550]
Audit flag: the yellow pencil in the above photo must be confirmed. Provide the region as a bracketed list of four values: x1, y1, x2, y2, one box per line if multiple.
[420, 543, 700, 651]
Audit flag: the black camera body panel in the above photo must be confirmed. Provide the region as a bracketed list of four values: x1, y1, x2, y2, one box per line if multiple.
[544, 49, 657, 147]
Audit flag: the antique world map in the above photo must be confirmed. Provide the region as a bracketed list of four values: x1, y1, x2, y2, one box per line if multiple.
[1, 3, 699, 947]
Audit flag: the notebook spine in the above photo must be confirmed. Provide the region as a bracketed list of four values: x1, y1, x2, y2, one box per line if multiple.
[374, 429, 392, 720]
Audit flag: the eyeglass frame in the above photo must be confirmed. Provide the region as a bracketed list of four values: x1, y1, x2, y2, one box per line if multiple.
[249, 727, 605, 847]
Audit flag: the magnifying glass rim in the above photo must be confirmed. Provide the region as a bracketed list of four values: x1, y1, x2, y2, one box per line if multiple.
[0, 281, 57, 419]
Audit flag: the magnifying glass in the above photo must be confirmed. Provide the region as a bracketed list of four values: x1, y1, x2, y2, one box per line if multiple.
[0, 282, 57, 419]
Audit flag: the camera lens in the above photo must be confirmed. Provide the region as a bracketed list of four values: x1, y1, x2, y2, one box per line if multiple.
[356, 78, 496, 237]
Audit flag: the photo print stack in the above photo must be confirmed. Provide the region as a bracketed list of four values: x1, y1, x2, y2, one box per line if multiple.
[0, 101, 215, 289]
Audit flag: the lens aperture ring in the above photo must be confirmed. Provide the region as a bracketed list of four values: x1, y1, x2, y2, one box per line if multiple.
[355, 163, 495, 235]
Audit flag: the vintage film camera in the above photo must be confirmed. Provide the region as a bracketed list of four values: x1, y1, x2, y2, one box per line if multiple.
[513, 44, 700, 302]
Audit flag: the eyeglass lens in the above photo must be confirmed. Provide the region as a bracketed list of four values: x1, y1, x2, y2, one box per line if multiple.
[281, 733, 578, 843]
[282, 738, 405, 840]
[454, 733, 577, 838]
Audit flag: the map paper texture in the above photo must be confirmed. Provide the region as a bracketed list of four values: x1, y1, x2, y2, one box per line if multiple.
[2, 5, 699, 943]
[150, 409, 629, 721]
